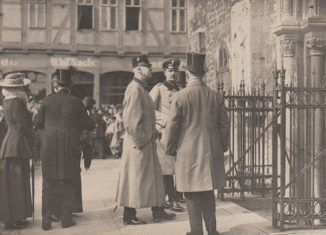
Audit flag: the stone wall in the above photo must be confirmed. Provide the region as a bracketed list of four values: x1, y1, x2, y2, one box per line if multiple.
[188, 0, 276, 92]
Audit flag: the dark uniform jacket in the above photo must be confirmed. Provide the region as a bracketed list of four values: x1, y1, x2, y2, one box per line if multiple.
[34, 89, 94, 180]
[0, 98, 33, 159]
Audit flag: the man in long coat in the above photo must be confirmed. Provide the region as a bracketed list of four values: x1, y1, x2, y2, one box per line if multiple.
[149, 58, 183, 212]
[165, 53, 229, 235]
[34, 68, 94, 231]
[116, 55, 176, 225]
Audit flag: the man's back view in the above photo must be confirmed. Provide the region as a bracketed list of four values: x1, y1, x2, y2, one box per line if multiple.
[165, 53, 229, 235]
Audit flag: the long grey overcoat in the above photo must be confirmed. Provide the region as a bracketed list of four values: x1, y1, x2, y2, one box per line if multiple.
[149, 82, 178, 175]
[116, 79, 165, 208]
[165, 79, 229, 192]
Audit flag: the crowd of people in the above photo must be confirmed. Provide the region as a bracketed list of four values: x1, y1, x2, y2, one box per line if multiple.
[0, 52, 229, 235]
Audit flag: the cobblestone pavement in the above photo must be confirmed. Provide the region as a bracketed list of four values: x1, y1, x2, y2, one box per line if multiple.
[0, 159, 325, 235]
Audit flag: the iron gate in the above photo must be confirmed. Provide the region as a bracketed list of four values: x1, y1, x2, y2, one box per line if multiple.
[272, 69, 326, 230]
[218, 81, 274, 199]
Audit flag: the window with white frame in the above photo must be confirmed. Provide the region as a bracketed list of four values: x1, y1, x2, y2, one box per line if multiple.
[125, 0, 141, 31]
[170, 0, 186, 32]
[29, 0, 46, 28]
[101, 0, 117, 30]
[77, 0, 94, 30]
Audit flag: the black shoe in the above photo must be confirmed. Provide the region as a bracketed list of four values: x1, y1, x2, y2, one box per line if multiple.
[123, 217, 146, 225]
[42, 219, 52, 231]
[171, 201, 184, 212]
[208, 231, 220, 235]
[5, 222, 27, 230]
[62, 219, 76, 228]
[15, 220, 29, 226]
[153, 210, 176, 223]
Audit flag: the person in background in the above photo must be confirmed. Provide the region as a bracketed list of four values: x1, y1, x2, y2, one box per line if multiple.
[0, 104, 7, 146]
[0, 73, 34, 230]
[165, 53, 229, 235]
[150, 58, 184, 212]
[91, 109, 107, 159]
[109, 112, 124, 159]
[34, 67, 94, 231]
[116, 54, 176, 225]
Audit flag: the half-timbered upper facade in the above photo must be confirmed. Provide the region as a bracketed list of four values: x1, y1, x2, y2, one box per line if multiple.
[0, 0, 188, 105]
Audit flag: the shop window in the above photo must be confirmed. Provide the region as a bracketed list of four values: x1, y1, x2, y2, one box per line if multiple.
[29, 0, 46, 28]
[171, 0, 186, 32]
[125, 0, 141, 31]
[101, 0, 117, 30]
[219, 47, 228, 68]
[77, 0, 94, 30]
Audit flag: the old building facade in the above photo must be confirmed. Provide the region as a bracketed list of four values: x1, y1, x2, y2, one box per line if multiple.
[0, 0, 187, 105]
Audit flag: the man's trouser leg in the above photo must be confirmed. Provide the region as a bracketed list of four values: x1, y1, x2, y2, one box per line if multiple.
[163, 175, 175, 201]
[201, 191, 217, 235]
[123, 207, 137, 221]
[42, 179, 61, 220]
[184, 192, 203, 235]
[60, 180, 74, 226]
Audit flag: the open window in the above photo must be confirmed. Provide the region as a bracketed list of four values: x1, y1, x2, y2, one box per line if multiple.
[77, 0, 94, 30]
[125, 0, 141, 31]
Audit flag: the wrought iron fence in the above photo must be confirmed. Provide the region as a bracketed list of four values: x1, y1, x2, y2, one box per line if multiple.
[218, 81, 274, 199]
[272, 69, 326, 230]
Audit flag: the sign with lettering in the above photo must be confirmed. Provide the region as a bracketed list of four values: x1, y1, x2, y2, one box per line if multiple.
[0, 58, 18, 67]
[50, 57, 97, 68]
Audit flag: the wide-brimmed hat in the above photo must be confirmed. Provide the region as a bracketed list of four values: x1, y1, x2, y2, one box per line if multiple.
[183, 53, 207, 76]
[132, 54, 152, 68]
[0, 73, 31, 87]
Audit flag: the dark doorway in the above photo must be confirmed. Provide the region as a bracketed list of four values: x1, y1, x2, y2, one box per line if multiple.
[100, 71, 133, 105]
[71, 71, 94, 100]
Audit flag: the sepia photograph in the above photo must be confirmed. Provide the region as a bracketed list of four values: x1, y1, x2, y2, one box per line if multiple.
[0, 0, 326, 234]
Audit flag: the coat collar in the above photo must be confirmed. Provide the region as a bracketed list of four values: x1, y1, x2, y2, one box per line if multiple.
[187, 78, 205, 87]
[163, 80, 179, 91]
[133, 77, 147, 88]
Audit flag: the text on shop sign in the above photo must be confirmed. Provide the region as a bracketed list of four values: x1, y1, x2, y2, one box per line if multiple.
[50, 57, 97, 68]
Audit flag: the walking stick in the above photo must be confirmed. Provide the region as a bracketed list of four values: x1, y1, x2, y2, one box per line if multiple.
[31, 158, 35, 221]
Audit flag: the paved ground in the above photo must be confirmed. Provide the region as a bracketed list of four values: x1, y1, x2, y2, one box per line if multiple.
[0, 159, 325, 235]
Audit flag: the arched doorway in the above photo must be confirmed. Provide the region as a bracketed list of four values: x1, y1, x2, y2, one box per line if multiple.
[4, 70, 47, 100]
[100, 71, 133, 105]
[71, 71, 94, 100]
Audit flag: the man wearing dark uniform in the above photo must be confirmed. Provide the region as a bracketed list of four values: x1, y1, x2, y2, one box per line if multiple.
[34, 68, 94, 231]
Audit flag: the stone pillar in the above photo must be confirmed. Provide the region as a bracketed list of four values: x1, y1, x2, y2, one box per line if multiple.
[46, 67, 54, 95]
[281, 39, 296, 84]
[282, 0, 293, 20]
[308, 0, 318, 17]
[306, 37, 325, 218]
[93, 69, 100, 109]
